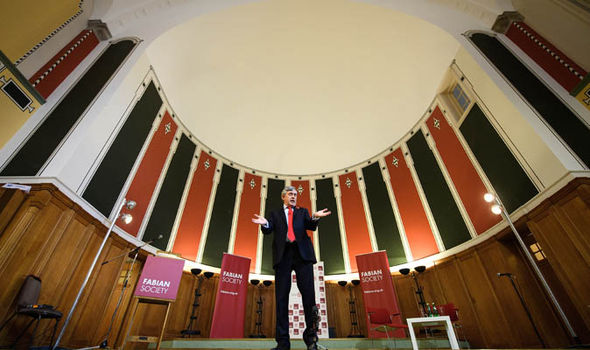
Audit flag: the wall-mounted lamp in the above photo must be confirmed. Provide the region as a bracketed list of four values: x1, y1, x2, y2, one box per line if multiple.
[483, 192, 576, 339]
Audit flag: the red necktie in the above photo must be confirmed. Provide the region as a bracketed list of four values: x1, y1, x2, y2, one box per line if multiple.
[288, 206, 295, 242]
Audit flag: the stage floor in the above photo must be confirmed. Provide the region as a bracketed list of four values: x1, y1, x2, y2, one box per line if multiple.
[154, 337, 470, 349]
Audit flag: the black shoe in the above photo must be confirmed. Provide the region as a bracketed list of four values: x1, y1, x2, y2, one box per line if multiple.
[306, 343, 318, 350]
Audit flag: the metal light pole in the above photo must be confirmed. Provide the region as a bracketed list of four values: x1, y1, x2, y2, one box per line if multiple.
[484, 193, 577, 340]
[52, 198, 136, 349]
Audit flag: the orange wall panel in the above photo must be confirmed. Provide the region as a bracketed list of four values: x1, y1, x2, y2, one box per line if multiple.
[384, 149, 438, 259]
[122, 111, 177, 236]
[427, 107, 500, 234]
[172, 152, 217, 261]
[233, 172, 262, 271]
[338, 174, 373, 271]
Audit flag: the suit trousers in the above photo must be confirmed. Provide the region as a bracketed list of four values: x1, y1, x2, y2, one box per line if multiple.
[274, 241, 316, 348]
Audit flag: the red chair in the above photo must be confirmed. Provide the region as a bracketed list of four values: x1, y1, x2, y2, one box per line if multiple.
[367, 308, 408, 348]
[436, 303, 468, 347]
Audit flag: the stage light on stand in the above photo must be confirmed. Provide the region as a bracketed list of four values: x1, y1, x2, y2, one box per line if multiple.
[182, 268, 205, 337]
[250, 279, 265, 338]
[483, 192, 577, 340]
[338, 280, 362, 337]
[399, 266, 427, 316]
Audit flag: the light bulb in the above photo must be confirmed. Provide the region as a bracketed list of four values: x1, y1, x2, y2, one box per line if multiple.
[121, 213, 133, 224]
[125, 200, 137, 210]
[491, 204, 502, 215]
[484, 193, 495, 203]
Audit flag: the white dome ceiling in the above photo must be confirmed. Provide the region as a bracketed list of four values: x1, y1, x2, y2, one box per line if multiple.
[140, 0, 487, 175]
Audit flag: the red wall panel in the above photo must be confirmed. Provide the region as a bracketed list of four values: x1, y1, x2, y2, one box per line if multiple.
[122, 111, 177, 236]
[506, 21, 586, 92]
[29, 30, 99, 98]
[232, 173, 262, 272]
[291, 180, 313, 243]
[385, 149, 438, 259]
[338, 174, 373, 272]
[427, 107, 500, 234]
[172, 152, 218, 261]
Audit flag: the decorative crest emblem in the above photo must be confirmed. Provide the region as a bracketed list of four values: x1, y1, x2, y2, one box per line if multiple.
[583, 88, 590, 106]
[204, 159, 210, 170]
[164, 122, 171, 134]
[345, 177, 352, 189]
[297, 184, 304, 195]
[392, 156, 399, 168]
[433, 118, 441, 130]
[249, 179, 256, 189]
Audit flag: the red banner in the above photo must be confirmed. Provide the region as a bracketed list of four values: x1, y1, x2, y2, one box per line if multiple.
[356, 251, 404, 338]
[210, 253, 251, 338]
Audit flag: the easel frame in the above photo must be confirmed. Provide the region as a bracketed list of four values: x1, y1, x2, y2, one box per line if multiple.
[119, 296, 174, 350]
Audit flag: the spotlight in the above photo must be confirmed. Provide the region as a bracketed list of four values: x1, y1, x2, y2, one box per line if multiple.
[483, 193, 495, 203]
[250, 279, 260, 286]
[204, 272, 214, 279]
[338, 281, 347, 287]
[190, 268, 202, 276]
[263, 280, 272, 287]
[121, 213, 133, 224]
[351, 279, 360, 286]
[491, 204, 502, 215]
[414, 266, 426, 273]
[399, 268, 410, 275]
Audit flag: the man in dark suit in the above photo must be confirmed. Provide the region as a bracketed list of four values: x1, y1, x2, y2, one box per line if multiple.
[252, 186, 331, 350]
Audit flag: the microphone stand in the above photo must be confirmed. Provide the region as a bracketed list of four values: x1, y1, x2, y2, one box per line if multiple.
[77, 238, 157, 350]
[499, 273, 546, 348]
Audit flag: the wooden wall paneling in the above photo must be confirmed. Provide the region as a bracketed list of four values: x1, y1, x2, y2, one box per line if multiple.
[432, 258, 486, 347]
[164, 272, 197, 338]
[244, 283, 256, 336]
[456, 250, 514, 348]
[353, 283, 367, 336]
[552, 184, 590, 265]
[527, 205, 590, 332]
[0, 188, 27, 234]
[98, 255, 144, 348]
[65, 240, 128, 346]
[261, 283, 275, 338]
[56, 230, 110, 347]
[243, 282, 275, 338]
[476, 239, 539, 347]
[90, 245, 144, 347]
[497, 235, 572, 346]
[325, 282, 351, 338]
[35, 215, 97, 342]
[196, 275, 219, 337]
[0, 189, 52, 282]
[393, 275, 422, 321]
[0, 190, 70, 343]
[415, 269, 445, 308]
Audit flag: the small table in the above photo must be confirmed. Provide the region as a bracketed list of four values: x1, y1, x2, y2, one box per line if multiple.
[406, 316, 459, 350]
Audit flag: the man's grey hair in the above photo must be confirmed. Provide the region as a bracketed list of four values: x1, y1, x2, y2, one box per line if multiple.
[281, 185, 297, 197]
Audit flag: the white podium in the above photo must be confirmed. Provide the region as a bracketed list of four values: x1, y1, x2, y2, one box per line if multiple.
[406, 316, 459, 350]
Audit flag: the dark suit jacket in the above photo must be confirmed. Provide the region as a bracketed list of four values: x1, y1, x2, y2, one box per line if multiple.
[261, 206, 319, 268]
